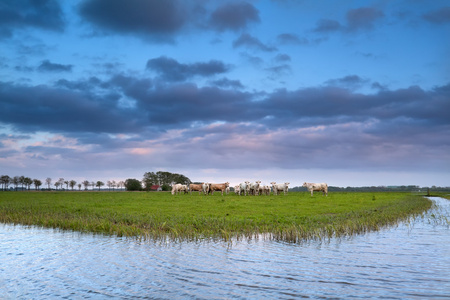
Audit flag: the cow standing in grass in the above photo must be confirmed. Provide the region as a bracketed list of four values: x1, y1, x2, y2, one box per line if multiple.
[189, 183, 204, 195]
[303, 182, 328, 196]
[208, 182, 230, 196]
[171, 184, 188, 195]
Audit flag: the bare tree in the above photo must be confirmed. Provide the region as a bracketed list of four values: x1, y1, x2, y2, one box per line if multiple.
[58, 178, 64, 190]
[82, 180, 90, 190]
[46, 177, 52, 189]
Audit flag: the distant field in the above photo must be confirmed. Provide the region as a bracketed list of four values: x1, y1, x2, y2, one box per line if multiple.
[0, 191, 432, 243]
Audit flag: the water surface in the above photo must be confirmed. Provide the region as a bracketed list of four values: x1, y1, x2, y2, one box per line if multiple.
[1, 197, 449, 299]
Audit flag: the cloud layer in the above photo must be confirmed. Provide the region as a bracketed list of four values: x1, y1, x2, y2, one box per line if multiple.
[0, 0, 449, 186]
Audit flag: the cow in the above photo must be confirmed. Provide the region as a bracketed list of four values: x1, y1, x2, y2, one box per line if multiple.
[202, 182, 210, 195]
[239, 181, 250, 196]
[234, 185, 241, 195]
[303, 182, 328, 196]
[271, 182, 290, 195]
[189, 183, 203, 195]
[171, 183, 188, 195]
[259, 184, 271, 195]
[249, 181, 261, 195]
[208, 182, 230, 196]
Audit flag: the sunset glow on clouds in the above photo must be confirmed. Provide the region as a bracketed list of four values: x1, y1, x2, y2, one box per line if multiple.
[1, 0, 449, 187]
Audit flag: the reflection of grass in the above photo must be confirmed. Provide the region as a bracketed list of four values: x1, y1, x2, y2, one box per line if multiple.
[0, 191, 432, 243]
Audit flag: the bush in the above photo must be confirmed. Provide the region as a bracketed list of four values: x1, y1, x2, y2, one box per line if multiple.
[125, 179, 142, 191]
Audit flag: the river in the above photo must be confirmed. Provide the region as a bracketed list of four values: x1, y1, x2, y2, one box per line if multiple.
[1, 197, 449, 299]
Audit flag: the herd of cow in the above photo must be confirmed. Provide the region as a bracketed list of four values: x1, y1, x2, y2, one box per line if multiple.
[171, 181, 328, 196]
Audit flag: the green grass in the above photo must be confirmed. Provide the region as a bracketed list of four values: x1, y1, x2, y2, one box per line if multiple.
[0, 191, 432, 243]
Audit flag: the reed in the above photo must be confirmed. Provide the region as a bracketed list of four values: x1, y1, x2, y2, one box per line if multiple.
[0, 191, 432, 243]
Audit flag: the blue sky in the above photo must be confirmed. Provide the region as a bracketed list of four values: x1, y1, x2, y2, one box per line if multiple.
[1, 0, 449, 188]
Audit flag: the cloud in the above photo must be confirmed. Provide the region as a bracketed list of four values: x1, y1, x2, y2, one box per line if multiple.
[78, 0, 191, 42]
[325, 75, 369, 90]
[209, 2, 260, 32]
[0, 0, 65, 38]
[211, 77, 245, 89]
[346, 7, 384, 31]
[313, 19, 342, 33]
[38, 60, 73, 72]
[1, 75, 449, 177]
[146, 56, 230, 81]
[277, 33, 309, 45]
[233, 33, 277, 52]
[423, 6, 450, 24]
[313, 7, 384, 34]
[0, 81, 142, 134]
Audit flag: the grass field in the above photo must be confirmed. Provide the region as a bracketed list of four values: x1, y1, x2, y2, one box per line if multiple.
[0, 191, 432, 243]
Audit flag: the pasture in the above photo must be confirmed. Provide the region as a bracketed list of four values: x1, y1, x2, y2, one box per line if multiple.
[0, 191, 432, 243]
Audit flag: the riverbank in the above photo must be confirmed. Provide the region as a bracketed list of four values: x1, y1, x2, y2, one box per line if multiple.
[0, 191, 432, 243]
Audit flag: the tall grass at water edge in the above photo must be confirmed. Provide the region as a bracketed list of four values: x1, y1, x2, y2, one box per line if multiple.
[0, 191, 433, 243]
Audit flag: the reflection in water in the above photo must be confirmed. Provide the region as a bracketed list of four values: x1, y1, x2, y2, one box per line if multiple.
[1, 197, 449, 299]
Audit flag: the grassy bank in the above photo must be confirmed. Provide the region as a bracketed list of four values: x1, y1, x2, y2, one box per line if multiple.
[0, 191, 432, 243]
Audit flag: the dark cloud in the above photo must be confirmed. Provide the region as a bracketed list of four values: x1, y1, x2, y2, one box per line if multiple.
[0, 81, 142, 134]
[78, 0, 190, 42]
[274, 54, 291, 62]
[265, 64, 292, 78]
[313, 19, 342, 33]
[146, 56, 230, 81]
[346, 7, 384, 31]
[423, 6, 450, 24]
[38, 60, 73, 72]
[211, 77, 245, 89]
[209, 2, 260, 32]
[277, 33, 310, 45]
[325, 75, 369, 90]
[0, 0, 65, 38]
[1, 73, 449, 159]
[233, 33, 277, 52]
[313, 7, 384, 34]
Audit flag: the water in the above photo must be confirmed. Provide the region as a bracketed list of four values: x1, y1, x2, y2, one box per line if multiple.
[1, 197, 449, 299]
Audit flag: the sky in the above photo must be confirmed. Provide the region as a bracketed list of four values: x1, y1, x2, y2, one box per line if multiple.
[1, 0, 449, 188]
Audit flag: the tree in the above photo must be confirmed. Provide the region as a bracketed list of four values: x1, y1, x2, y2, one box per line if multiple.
[69, 180, 77, 190]
[125, 178, 142, 191]
[143, 171, 191, 190]
[82, 180, 90, 190]
[46, 177, 52, 189]
[33, 179, 42, 191]
[118, 181, 125, 190]
[58, 178, 65, 190]
[13, 176, 20, 191]
[1, 175, 11, 191]
[23, 177, 32, 190]
[96, 181, 104, 191]
[77, 183, 82, 191]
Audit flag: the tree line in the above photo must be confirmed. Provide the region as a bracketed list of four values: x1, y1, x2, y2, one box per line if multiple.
[0, 171, 192, 192]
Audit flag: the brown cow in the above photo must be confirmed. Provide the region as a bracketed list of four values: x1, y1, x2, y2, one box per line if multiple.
[189, 183, 204, 195]
[208, 182, 230, 196]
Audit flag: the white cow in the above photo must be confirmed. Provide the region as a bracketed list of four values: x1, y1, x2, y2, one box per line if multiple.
[234, 185, 241, 195]
[239, 181, 250, 196]
[171, 183, 188, 195]
[258, 184, 271, 195]
[202, 182, 210, 195]
[249, 181, 261, 195]
[303, 182, 328, 196]
[271, 182, 290, 195]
